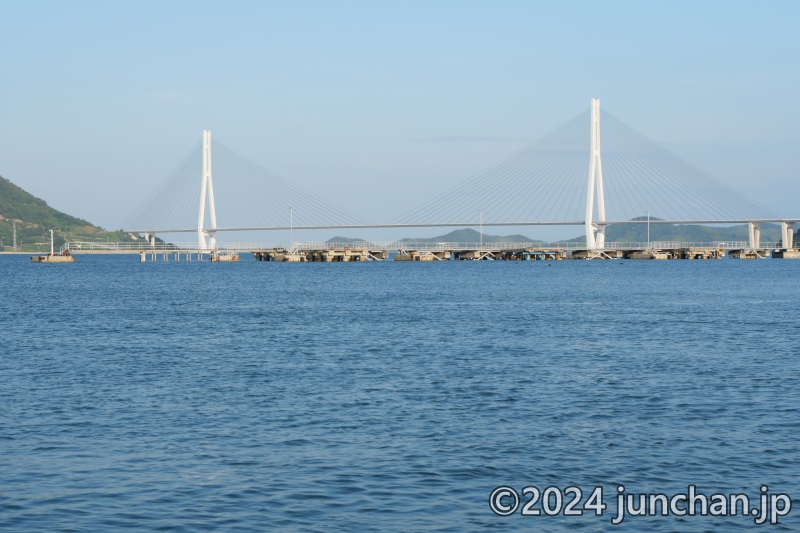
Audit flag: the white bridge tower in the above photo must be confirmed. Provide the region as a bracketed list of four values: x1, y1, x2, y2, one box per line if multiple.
[585, 98, 607, 250]
[197, 130, 217, 250]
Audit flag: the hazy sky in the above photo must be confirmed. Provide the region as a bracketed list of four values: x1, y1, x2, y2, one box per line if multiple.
[1, 1, 798, 242]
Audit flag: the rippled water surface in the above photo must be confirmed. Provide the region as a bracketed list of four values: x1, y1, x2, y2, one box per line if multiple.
[1, 254, 799, 531]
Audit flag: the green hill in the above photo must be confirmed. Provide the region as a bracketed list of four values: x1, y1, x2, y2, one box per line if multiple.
[0, 174, 134, 251]
[400, 228, 541, 244]
[326, 229, 540, 245]
[566, 217, 782, 244]
[326, 236, 367, 245]
[390, 223, 784, 246]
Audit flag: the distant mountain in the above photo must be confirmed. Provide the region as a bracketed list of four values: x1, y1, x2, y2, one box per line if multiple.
[565, 217, 782, 244]
[326, 236, 367, 245]
[325, 223, 779, 247]
[342, 222, 781, 247]
[400, 228, 542, 244]
[0, 174, 134, 250]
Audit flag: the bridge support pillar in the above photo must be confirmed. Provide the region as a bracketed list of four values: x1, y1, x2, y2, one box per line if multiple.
[748, 222, 761, 249]
[594, 224, 607, 249]
[781, 221, 794, 250]
[197, 130, 218, 250]
[585, 98, 606, 250]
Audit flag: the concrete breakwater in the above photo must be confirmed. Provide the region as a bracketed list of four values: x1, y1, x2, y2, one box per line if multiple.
[250, 244, 784, 261]
[53, 241, 798, 262]
[396, 246, 729, 260]
[394, 248, 567, 261]
[253, 247, 388, 262]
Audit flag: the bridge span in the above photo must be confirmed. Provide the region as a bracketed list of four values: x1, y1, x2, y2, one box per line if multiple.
[119, 99, 799, 258]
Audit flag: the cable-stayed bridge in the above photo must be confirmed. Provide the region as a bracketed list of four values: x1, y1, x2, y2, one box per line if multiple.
[121, 99, 797, 254]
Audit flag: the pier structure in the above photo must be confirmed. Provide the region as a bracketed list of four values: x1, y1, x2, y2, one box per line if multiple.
[394, 247, 567, 261]
[394, 250, 449, 261]
[136, 249, 239, 262]
[253, 246, 388, 262]
[31, 231, 75, 263]
[393, 241, 747, 261]
[31, 253, 74, 263]
[621, 247, 723, 260]
[771, 249, 800, 259]
[61, 239, 787, 261]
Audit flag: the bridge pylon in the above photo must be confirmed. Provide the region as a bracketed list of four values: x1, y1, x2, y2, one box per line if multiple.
[197, 130, 217, 249]
[585, 98, 607, 250]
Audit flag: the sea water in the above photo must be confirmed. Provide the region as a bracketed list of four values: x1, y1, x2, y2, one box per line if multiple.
[1, 255, 799, 531]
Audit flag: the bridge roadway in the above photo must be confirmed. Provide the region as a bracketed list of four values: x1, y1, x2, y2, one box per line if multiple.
[123, 218, 798, 256]
[124, 218, 797, 234]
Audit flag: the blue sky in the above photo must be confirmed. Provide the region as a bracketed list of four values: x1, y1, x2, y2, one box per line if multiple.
[1, 0, 798, 241]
